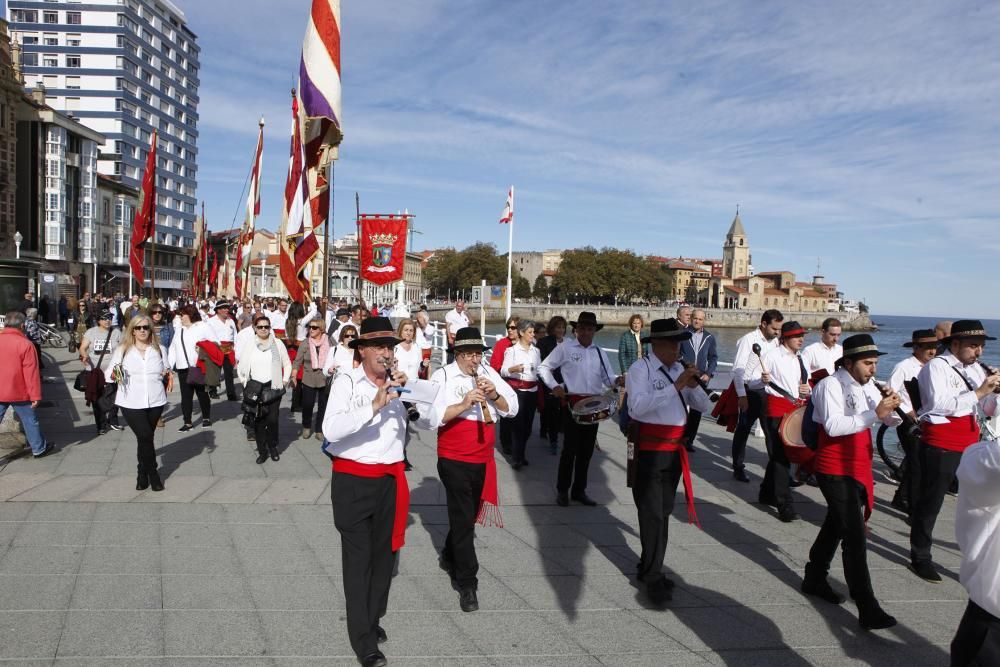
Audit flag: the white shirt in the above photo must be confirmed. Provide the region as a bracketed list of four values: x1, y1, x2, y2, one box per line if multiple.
[764, 346, 807, 401]
[424, 362, 518, 427]
[801, 341, 843, 376]
[501, 343, 542, 390]
[234, 324, 258, 363]
[322, 344, 356, 376]
[918, 352, 998, 424]
[888, 355, 925, 416]
[394, 342, 423, 381]
[268, 310, 288, 332]
[106, 345, 168, 409]
[539, 338, 618, 396]
[626, 356, 713, 425]
[414, 323, 432, 350]
[445, 308, 470, 336]
[732, 328, 779, 397]
[169, 321, 217, 370]
[236, 338, 292, 385]
[956, 438, 1000, 618]
[206, 314, 237, 343]
[812, 368, 900, 436]
[322, 365, 408, 464]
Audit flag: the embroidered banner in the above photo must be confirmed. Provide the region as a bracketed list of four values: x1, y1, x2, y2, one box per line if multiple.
[359, 217, 408, 285]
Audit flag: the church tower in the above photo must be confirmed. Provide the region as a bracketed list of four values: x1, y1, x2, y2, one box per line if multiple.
[722, 209, 749, 279]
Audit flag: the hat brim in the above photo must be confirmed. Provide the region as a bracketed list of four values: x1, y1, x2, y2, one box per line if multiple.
[453, 341, 490, 352]
[941, 334, 997, 344]
[569, 320, 604, 331]
[837, 350, 888, 363]
[641, 331, 692, 344]
[349, 335, 402, 350]
[903, 338, 938, 348]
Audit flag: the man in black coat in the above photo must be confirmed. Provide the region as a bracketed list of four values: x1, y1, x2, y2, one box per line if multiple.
[679, 309, 718, 452]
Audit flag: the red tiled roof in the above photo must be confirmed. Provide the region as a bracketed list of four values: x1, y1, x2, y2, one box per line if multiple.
[764, 288, 787, 296]
[725, 286, 748, 294]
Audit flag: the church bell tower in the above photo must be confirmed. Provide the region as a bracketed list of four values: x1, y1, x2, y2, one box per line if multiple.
[722, 208, 749, 279]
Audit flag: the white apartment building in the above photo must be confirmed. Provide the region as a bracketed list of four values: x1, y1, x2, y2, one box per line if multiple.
[7, 0, 199, 289]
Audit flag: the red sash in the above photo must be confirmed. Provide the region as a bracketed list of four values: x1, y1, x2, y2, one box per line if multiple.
[814, 426, 874, 520]
[437, 419, 502, 527]
[921, 415, 980, 452]
[765, 394, 799, 418]
[506, 378, 538, 391]
[331, 458, 410, 551]
[633, 422, 699, 526]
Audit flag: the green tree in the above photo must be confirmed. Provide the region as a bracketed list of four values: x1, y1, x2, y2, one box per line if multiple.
[512, 269, 532, 299]
[532, 273, 549, 300]
[552, 247, 603, 303]
[424, 243, 507, 297]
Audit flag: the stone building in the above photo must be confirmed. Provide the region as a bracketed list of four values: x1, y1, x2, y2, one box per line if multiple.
[0, 19, 30, 312]
[511, 250, 562, 287]
[95, 173, 137, 295]
[662, 259, 712, 304]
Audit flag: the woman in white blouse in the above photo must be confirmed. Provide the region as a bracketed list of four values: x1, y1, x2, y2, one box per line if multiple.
[501, 320, 542, 469]
[322, 324, 359, 377]
[167, 304, 217, 431]
[237, 315, 292, 464]
[394, 319, 424, 470]
[106, 315, 173, 492]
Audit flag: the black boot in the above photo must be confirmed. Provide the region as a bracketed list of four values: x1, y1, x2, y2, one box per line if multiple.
[136, 473, 149, 491]
[801, 564, 845, 605]
[148, 471, 164, 492]
[857, 598, 897, 630]
[268, 445, 280, 462]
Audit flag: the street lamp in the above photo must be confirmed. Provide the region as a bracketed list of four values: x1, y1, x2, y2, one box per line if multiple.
[258, 251, 267, 296]
[14, 231, 22, 259]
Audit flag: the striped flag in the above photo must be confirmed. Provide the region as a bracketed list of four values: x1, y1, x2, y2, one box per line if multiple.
[235, 121, 264, 299]
[299, 0, 342, 166]
[279, 95, 314, 303]
[129, 130, 157, 289]
[499, 186, 514, 224]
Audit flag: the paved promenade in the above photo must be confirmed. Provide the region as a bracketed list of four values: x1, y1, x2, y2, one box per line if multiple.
[0, 347, 965, 665]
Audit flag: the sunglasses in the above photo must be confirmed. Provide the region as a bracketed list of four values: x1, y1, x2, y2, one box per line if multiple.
[343, 334, 357, 338]
[256, 325, 271, 330]
[507, 326, 518, 330]
[133, 325, 150, 331]
[308, 325, 323, 330]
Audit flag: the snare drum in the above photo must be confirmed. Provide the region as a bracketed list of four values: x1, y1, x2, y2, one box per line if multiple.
[778, 405, 815, 467]
[570, 394, 618, 425]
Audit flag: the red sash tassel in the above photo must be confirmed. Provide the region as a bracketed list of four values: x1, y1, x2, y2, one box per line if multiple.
[437, 419, 502, 527]
[815, 427, 874, 520]
[921, 415, 980, 452]
[331, 458, 410, 551]
[634, 422, 699, 527]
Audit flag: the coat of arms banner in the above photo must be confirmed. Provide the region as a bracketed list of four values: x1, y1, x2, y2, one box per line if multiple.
[359, 216, 408, 286]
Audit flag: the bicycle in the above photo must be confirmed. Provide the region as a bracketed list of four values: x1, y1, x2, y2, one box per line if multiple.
[876, 423, 905, 482]
[36, 322, 66, 349]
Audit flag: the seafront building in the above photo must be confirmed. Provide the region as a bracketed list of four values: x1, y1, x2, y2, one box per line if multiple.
[6, 0, 199, 293]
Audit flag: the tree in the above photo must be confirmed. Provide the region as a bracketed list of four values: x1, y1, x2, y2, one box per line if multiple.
[552, 247, 603, 303]
[532, 273, 549, 300]
[512, 269, 532, 300]
[423, 243, 507, 297]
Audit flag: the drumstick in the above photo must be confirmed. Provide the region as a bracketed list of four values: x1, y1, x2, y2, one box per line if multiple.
[750, 343, 798, 401]
[470, 366, 495, 425]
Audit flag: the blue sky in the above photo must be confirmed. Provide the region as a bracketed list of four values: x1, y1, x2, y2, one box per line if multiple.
[8, 1, 999, 316]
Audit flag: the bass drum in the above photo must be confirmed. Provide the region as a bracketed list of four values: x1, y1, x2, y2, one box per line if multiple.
[779, 405, 815, 468]
[570, 394, 618, 425]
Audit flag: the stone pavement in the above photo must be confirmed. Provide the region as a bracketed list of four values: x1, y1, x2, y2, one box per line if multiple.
[0, 347, 966, 665]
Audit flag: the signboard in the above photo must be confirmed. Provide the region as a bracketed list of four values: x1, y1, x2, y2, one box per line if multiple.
[42, 274, 56, 284]
[469, 286, 482, 306]
[487, 285, 507, 308]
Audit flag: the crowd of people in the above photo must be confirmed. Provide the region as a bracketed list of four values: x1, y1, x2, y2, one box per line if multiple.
[3, 292, 997, 667]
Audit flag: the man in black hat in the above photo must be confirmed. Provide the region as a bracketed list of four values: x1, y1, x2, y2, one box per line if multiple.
[759, 321, 811, 522]
[910, 320, 1000, 583]
[327, 307, 351, 339]
[887, 329, 938, 512]
[626, 318, 712, 605]
[425, 326, 517, 613]
[804, 333, 903, 630]
[539, 311, 622, 507]
[206, 301, 238, 400]
[322, 317, 413, 667]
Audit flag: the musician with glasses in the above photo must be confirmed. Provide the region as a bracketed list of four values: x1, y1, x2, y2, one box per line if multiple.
[538, 311, 622, 507]
[424, 326, 517, 613]
[910, 320, 1000, 583]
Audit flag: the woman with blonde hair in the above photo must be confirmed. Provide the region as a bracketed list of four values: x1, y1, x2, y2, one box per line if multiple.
[106, 315, 173, 491]
[291, 315, 334, 441]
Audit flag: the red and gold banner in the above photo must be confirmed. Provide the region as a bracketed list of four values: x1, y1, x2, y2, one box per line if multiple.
[359, 217, 407, 286]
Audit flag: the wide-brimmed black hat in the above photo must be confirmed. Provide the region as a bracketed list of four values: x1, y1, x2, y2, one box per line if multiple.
[98, 310, 113, 320]
[781, 321, 807, 338]
[838, 334, 887, 363]
[452, 327, 490, 352]
[569, 311, 604, 331]
[941, 319, 996, 343]
[214, 301, 231, 311]
[641, 318, 692, 344]
[903, 329, 938, 348]
[349, 317, 402, 349]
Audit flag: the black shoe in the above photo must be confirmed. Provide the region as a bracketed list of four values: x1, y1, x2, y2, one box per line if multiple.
[556, 492, 569, 507]
[778, 506, 800, 523]
[858, 601, 897, 630]
[572, 493, 598, 506]
[511, 462, 523, 471]
[360, 651, 387, 667]
[149, 472, 164, 492]
[202, 418, 212, 427]
[136, 473, 149, 491]
[98, 425, 110, 435]
[179, 423, 194, 432]
[208, 391, 219, 399]
[108, 422, 125, 431]
[459, 588, 479, 612]
[758, 493, 779, 507]
[647, 578, 673, 606]
[256, 453, 268, 465]
[910, 560, 942, 583]
[734, 469, 750, 483]
[801, 577, 845, 605]
[376, 625, 387, 643]
[268, 446, 280, 462]
[789, 477, 804, 488]
[32, 443, 57, 459]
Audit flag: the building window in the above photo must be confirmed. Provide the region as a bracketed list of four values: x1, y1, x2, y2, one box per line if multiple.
[66, 55, 81, 68]
[67, 34, 82, 47]
[22, 53, 38, 67]
[43, 54, 58, 67]
[43, 11, 58, 24]
[65, 76, 81, 89]
[43, 34, 59, 46]
[12, 9, 39, 23]
[21, 35, 39, 45]
[67, 12, 82, 25]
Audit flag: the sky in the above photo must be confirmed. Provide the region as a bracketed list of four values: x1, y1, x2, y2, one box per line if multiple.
[7, 1, 999, 317]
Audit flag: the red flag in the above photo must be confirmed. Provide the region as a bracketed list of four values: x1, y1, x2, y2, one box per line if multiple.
[235, 122, 265, 299]
[499, 186, 513, 224]
[279, 94, 310, 302]
[359, 216, 408, 286]
[129, 130, 157, 289]
[208, 245, 219, 291]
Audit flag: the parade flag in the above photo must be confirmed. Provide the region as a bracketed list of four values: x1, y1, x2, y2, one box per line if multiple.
[359, 217, 408, 286]
[499, 185, 514, 224]
[129, 130, 157, 289]
[208, 245, 219, 291]
[299, 0, 343, 166]
[279, 95, 312, 303]
[235, 121, 264, 299]
[191, 205, 206, 297]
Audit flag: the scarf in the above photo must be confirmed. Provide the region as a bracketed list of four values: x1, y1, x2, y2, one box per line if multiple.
[255, 336, 284, 385]
[309, 334, 331, 370]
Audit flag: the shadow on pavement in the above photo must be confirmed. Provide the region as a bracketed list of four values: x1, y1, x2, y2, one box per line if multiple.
[157, 429, 218, 479]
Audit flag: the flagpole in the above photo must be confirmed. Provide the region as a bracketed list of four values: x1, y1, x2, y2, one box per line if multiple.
[323, 163, 333, 300]
[505, 185, 514, 320]
[355, 192, 364, 306]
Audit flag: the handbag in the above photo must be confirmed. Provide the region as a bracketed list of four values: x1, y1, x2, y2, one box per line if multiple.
[96, 383, 117, 412]
[180, 329, 206, 386]
[73, 371, 89, 392]
[261, 386, 286, 404]
[83, 327, 114, 401]
[243, 379, 265, 404]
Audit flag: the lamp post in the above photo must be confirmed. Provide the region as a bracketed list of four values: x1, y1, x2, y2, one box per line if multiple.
[14, 231, 22, 260]
[258, 251, 267, 296]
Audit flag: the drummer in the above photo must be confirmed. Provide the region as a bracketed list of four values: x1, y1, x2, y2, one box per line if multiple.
[626, 318, 714, 605]
[803, 334, 902, 630]
[539, 311, 623, 507]
[760, 321, 811, 522]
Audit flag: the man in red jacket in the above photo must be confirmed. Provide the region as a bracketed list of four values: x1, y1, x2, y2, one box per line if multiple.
[0, 312, 54, 458]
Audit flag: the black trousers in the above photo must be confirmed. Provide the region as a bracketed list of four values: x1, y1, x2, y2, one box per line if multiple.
[542, 393, 561, 446]
[300, 383, 329, 433]
[806, 474, 874, 602]
[221, 357, 237, 399]
[951, 600, 1000, 667]
[437, 457, 485, 591]
[761, 416, 794, 509]
[731, 389, 763, 472]
[910, 442, 963, 564]
[684, 410, 703, 447]
[632, 449, 682, 587]
[93, 386, 119, 430]
[331, 471, 397, 660]
[177, 369, 211, 424]
[121, 405, 165, 474]
[558, 406, 599, 496]
[892, 424, 921, 508]
[510, 389, 538, 464]
[254, 388, 280, 453]
[498, 416, 513, 451]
